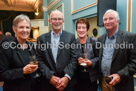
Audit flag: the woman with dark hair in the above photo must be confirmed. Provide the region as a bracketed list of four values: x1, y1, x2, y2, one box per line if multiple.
[0, 14, 40, 91]
[75, 18, 99, 91]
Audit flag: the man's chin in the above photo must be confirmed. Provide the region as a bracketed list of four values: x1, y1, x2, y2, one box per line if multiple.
[53, 28, 61, 31]
[105, 27, 112, 30]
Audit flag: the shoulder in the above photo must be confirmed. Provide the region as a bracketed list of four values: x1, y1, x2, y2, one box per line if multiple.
[0, 36, 15, 44]
[98, 33, 106, 41]
[38, 32, 49, 38]
[0, 40, 13, 56]
[120, 30, 136, 36]
[62, 30, 75, 36]
[26, 41, 34, 46]
[75, 38, 79, 43]
[62, 30, 75, 40]
[88, 37, 98, 46]
[89, 36, 97, 41]
[37, 32, 50, 40]
[118, 30, 136, 40]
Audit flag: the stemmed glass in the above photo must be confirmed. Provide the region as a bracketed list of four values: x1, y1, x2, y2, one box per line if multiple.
[80, 50, 88, 72]
[30, 55, 40, 78]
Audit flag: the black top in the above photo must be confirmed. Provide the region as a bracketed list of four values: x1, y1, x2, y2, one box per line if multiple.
[0, 39, 40, 91]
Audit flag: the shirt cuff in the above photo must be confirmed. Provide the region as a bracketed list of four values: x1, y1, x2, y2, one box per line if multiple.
[64, 74, 71, 80]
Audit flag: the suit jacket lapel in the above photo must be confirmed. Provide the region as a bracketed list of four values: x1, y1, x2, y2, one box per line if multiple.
[46, 31, 56, 67]
[57, 31, 65, 59]
[16, 49, 29, 66]
[14, 39, 28, 66]
[99, 34, 106, 61]
[112, 30, 123, 61]
[16, 41, 35, 66]
[46, 31, 52, 57]
[12, 39, 27, 66]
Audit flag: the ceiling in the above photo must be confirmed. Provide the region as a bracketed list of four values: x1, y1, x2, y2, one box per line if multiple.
[0, 0, 43, 12]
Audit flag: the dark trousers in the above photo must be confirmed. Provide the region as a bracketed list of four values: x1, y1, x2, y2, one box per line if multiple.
[75, 72, 98, 91]
[40, 80, 75, 91]
[75, 80, 97, 91]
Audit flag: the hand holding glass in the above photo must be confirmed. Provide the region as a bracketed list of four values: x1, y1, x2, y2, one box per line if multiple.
[80, 51, 88, 72]
[30, 56, 40, 78]
[30, 56, 38, 65]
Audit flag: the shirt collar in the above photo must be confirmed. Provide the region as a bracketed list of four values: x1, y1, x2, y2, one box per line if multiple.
[106, 28, 118, 39]
[51, 30, 62, 37]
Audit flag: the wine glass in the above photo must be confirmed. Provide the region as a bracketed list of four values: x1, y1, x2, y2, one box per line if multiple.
[80, 50, 88, 72]
[30, 56, 38, 65]
[30, 55, 40, 78]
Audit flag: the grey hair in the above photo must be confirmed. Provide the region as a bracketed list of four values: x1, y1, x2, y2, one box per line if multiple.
[103, 9, 120, 21]
[13, 14, 31, 29]
[5, 32, 12, 36]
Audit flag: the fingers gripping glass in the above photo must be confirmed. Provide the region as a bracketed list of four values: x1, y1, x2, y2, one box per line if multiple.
[30, 56, 40, 78]
[30, 56, 38, 65]
[80, 50, 88, 72]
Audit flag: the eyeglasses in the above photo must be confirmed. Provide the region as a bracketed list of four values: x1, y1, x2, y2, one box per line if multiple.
[51, 18, 63, 21]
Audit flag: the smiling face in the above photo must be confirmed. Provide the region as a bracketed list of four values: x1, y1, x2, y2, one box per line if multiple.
[103, 11, 119, 32]
[49, 10, 64, 33]
[76, 23, 88, 38]
[13, 20, 30, 42]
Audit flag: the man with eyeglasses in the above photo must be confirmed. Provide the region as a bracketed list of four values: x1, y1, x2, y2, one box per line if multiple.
[37, 10, 77, 91]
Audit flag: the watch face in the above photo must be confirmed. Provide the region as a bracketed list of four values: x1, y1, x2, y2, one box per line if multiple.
[93, 28, 98, 37]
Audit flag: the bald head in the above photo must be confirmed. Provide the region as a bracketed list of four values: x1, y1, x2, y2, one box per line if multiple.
[50, 10, 63, 19]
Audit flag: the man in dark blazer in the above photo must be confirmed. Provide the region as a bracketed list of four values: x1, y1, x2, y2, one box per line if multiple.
[98, 9, 136, 91]
[37, 10, 77, 91]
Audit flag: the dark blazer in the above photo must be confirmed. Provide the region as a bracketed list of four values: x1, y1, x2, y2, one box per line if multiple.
[0, 36, 15, 51]
[36, 30, 77, 90]
[76, 37, 99, 82]
[0, 35, 15, 43]
[74, 37, 99, 91]
[98, 30, 136, 91]
[0, 39, 39, 91]
[0, 35, 5, 41]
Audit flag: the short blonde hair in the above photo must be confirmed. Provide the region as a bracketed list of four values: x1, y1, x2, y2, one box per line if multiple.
[13, 14, 31, 29]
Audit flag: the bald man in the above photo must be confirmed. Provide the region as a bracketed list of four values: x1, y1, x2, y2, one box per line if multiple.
[37, 10, 77, 91]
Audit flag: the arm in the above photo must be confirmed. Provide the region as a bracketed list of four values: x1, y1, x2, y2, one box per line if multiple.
[90, 38, 99, 68]
[0, 49, 25, 81]
[117, 34, 136, 82]
[63, 35, 78, 78]
[36, 37, 54, 81]
[56, 35, 77, 91]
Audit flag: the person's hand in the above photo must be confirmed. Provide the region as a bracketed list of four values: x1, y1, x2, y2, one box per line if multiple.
[50, 75, 60, 87]
[84, 59, 92, 67]
[56, 76, 69, 91]
[78, 57, 92, 67]
[23, 64, 38, 74]
[78, 57, 85, 64]
[108, 73, 121, 86]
